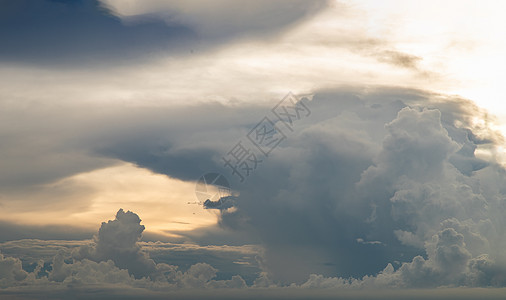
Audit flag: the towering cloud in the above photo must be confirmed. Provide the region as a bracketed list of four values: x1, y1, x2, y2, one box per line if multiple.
[3, 0, 506, 299]
[0, 252, 28, 288]
[0, 209, 252, 292]
[74, 208, 157, 279]
[210, 89, 506, 286]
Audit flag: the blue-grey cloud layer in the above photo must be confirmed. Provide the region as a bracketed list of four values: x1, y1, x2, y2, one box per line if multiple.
[0, 0, 328, 66]
[0, 0, 195, 65]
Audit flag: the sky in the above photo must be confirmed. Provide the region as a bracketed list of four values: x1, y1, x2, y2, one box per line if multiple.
[1, 0, 506, 299]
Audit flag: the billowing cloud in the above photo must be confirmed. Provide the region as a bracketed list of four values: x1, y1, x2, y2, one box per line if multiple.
[74, 208, 157, 279]
[207, 88, 506, 286]
[0, 209, 252, 291]
[0, 252, 28, 288]
[1, 86, 504, 289]
[1, 203, 506, 298]
[4, 1, 506, 299]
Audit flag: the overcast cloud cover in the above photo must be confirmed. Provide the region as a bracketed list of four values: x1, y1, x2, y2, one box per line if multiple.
[2, 0, 506, 299]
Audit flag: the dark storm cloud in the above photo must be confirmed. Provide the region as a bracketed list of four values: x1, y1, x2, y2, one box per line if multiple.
[0, 101, 255, 180]
[0, 0, 329, 66]
[209, 88, 504, 285]
[71, 87, 498, 285]
[91, 102, 271, 182]
[214, 90, 423, 282]
[0, 100, 268, 221]
[0, 0, 196, 66]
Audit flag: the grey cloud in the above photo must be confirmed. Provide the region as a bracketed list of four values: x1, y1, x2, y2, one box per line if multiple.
[210, 88, 505, 286]
[0, 238, 262, 285]
[360, 107, 460, 184]
[0, 251, 28, 288]
[142, 242, 261, 283]
[203, 196, 237, 210]
[0, 0, 196, 66]
[102, 0, 329, 42]
[449, 142, 489, 175]
[298, 224, 506, 289]
[0, 103, 120, 191]
[0, 222, 93, 243]
[212, 92, 419, 282]
[0, 0, 328, 67]
[48, 251, 137, 284]
[0, 101, 264, 219]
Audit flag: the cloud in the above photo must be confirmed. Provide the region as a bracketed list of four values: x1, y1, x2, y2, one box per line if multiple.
[74, 208, 157, 279]
[0, 101, 261, 226]
[100, 0, 329, 41]
[209, 88, 506, 286]
[1, 86, 505, 291]
[356, 238, 384, 246]
[0, 222, 94, 243]
[48, 251, 138, 285]
[0, 238, 263, 282]
[203, 196, 237, 211]
[66, 209, 252, 287]
[0, 209, 252, 292]
[360, 107, 460, 183]
[299, 223, 506, 289]
[375, 50, 422, 70]
[0, 0, 196, 66]
[0, 252, 28, 288]
[1, 206, 506, 299]
[0, 0, 328, 67]
[3, 0, 506, 297]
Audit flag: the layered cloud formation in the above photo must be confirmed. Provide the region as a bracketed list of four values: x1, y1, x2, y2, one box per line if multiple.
[0, 0, 327, 66]
[2, 88, 506, 298]
[203, 89, 504, 285]
[0, 209, 251, 291]
[3, 1, 506, 299]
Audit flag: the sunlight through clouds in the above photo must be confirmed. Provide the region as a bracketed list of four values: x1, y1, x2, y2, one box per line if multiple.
[2, 1, 506, 299]
[0, 163, 217, 236]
